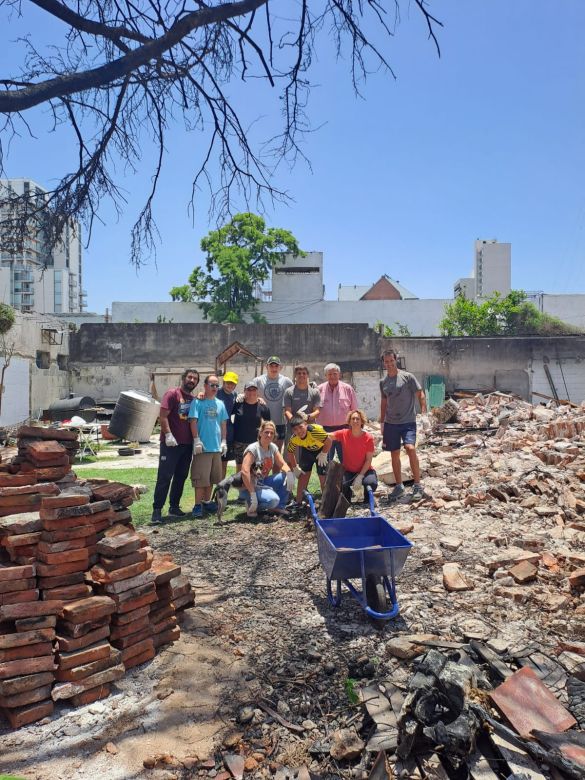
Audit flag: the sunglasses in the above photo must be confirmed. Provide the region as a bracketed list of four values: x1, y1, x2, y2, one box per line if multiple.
[207, 383, 219, 388]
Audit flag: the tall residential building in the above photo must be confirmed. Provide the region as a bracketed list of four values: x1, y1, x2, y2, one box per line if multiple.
[0, 178, 86, 314]
[454, 239, 511, 299]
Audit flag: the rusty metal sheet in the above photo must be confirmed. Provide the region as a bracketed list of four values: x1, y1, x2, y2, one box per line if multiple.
[490, 666, 576, 739]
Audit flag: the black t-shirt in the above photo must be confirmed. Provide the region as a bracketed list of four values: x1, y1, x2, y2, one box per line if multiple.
[233, 401, 271, 444]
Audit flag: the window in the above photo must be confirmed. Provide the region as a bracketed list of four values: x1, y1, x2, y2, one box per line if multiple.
[57, 354, 68, 370]
[36, 351, 50, 369]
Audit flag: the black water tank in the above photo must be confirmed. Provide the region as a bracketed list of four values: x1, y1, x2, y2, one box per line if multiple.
[48, 394, 96, 423]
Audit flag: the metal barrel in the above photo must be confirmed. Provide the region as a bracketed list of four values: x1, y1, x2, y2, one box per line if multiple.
[108, 390, 161, 442]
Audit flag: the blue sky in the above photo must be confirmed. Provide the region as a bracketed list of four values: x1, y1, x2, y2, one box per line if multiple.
[1, 1, 584, 312]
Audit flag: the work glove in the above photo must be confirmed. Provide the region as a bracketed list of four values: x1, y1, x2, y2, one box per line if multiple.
[247, 492, 258, 517]
[221, 440, 228, 456]
[285, 471, 295, 492]
[193, 437, 203, 455]
[165, 432, 178, 447]
[293, 465, 303, 479]
[352, 473, 364, 492]
[316, 450, 329, 468]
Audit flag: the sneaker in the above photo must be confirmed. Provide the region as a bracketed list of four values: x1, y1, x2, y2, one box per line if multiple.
[203, 501, 218, 514]
[388, 484, 405, 501]
[168, 506, 186, 517]
[411, 484, 425, 502]
[192, 504, 203, 518]
[287, 500, 302, 511]
[150, 509, 164, 525]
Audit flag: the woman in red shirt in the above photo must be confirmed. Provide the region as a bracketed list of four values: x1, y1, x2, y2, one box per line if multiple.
[329, 410, 378, 502]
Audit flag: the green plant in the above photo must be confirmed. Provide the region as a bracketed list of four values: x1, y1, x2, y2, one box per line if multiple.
[440, 290, 583, 337]
[0, 304, 15, 335]
[375, 321, 412, 338]
[344, 677, 359, 705]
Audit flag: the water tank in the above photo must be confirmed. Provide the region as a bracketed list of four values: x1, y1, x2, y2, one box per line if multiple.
[48, 394, 96, 423]
[108, 390, 161, 443]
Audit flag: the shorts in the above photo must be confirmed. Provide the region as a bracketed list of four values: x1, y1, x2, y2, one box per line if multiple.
[383, 422, 417, 452]
[191, 452, 222, 488]
[299, 448, 327, 476]
[221, 444, 235, 463]
[275, 424, 286, 442]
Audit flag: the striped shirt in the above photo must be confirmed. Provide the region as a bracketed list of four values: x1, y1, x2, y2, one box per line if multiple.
[287, 423, 328, 453]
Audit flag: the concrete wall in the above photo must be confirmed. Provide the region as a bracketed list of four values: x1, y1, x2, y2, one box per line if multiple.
[69, 323, 585, 412]
[111, 298, 449, 334]
[271, 251, 324, 302]
[0, 311, 71, 426]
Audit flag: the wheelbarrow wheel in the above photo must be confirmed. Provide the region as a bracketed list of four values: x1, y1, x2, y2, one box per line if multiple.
[365, 575, 387, 625]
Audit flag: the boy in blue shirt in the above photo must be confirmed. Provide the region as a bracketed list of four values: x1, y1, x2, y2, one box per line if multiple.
[188, 374, 228, 517]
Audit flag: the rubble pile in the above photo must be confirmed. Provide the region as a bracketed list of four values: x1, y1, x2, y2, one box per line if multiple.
[0, 425, 195, 729]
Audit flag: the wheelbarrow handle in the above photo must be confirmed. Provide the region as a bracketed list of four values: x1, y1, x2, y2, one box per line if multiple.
[303, 490, 320, 524]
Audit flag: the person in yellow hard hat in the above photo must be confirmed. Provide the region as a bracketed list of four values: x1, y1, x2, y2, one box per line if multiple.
[218, 371, 239, 478]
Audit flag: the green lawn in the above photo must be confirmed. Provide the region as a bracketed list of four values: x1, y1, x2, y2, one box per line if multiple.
[77, 465, 322, 527]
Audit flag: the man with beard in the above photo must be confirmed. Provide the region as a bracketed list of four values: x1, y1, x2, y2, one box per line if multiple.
[151, 368, 200, 524]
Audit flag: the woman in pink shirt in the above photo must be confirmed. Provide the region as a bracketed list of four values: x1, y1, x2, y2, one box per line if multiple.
[328, 409, 378, 503]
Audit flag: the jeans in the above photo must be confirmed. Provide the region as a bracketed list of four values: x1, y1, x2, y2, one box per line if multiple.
[244, 473, 289, 511]
[324, 425, 347, 461]
[153, 442, 192, 510]
[342, 469, 378, 502]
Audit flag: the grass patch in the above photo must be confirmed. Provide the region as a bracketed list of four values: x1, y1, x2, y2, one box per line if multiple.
[77, 465, 322, 528]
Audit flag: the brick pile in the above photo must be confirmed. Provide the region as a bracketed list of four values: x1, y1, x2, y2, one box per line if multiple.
[0, 425, 195, 729]
[0, 581, 62, 728]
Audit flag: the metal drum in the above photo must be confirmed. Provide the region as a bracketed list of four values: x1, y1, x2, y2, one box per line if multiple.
[108, 390, 161, 443]
[48, 394, 96, 423]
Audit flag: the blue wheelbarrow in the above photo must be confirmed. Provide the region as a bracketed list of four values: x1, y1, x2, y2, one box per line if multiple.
[305, 488, 413, 623]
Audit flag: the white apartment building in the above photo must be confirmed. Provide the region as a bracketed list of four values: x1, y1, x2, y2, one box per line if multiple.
[454, 239, 512, 299]
[0, 178, 85, 314]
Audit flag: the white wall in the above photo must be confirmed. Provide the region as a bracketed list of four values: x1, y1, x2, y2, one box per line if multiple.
[541, 295, 585, 330]
[111, 298, 449, 335]
[271, 251, 324, 303]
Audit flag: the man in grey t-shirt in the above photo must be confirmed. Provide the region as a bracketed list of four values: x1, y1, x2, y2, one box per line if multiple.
[253, 356, 293, 450]
[283, 365, 322, 444]
[379, 349, 428, 501]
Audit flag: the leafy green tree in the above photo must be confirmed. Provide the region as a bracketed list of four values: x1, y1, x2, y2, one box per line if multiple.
[440, 291, 581, 336]
[374, 321, 412, 337]
[170, 213, 303, 323]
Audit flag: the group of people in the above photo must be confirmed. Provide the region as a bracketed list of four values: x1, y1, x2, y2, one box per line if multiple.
[151, 351, 427, 524]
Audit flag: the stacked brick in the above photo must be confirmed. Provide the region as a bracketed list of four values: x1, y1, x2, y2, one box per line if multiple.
[0, 573, 62, 728]
[0, 425, 196, 729]
[52, 596, 124, 707]
[8, 426, 79, 482]
[91, 528, 157, 670]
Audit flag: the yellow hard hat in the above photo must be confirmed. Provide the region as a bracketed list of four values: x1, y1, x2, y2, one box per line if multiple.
[223, 371, 239, 385]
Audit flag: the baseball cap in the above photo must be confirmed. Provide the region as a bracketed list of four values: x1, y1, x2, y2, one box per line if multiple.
[244, 381, 258, 390]
[223, 371, 239, 384]
[267, 356, 282, 365]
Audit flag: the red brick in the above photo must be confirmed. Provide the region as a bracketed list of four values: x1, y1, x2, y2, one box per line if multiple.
[38, 536, 96, 554]
[0, 600, 63, 622]
[123, 645, 155, 669]
[0, 564, 35, 582]
[110, 580, 155, 605]
[52, 661, 124, 699]
[0, 483, 57, 498]
[0, 577, 36, 594]
[97, 532, 141, 558]
[41, 494, 90, 510]
[57, 625, 110, 653]
[0, 514, 42, 535]
[17, 425, 78, 442]
[0, 655, 56, 679]
[1, 698, 53, 727]
[42, 583, 92, 602]
[61, 596, 115, 625]
[151, 557, 181, 586]
[56, 640, 111, 670]
[37, 548, 89, 565]
[111, 625, 152, 650]
[1, 532, 42, 549]
[0, 683, 52, 709]
[41, 524, 97, 543]
[0, 589, 39, 606]
[37, 571, 85, 590]
[100, 547, 148, 571]
[111, 604, 151, 625]
[151, 615, 177, 636]
[110, 615, 149, 640]
[56, 647, 120, 682]
[0, 628, 55, 649]
[0, 494, 43, 509]
[153, 626, 180, 650]
[0, 671, 54, 696]
[91, 553, 153, 586]
[116, 590, 157, 614]
[174, 591, 195, 611]
[0, 641, 54, 662]
[101, 571, 155, 596]
[15, 615, 56, 632]
[71, 683, 111, 707]
[40, 499, 111, 521]
[150, 602, 176, 623]
[25, 440, 68, 463]
[36, 559, 88, 577]
[41, 513, 95, 532]
[0, 474, 37, 488]
[57, 615, 110, 639]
